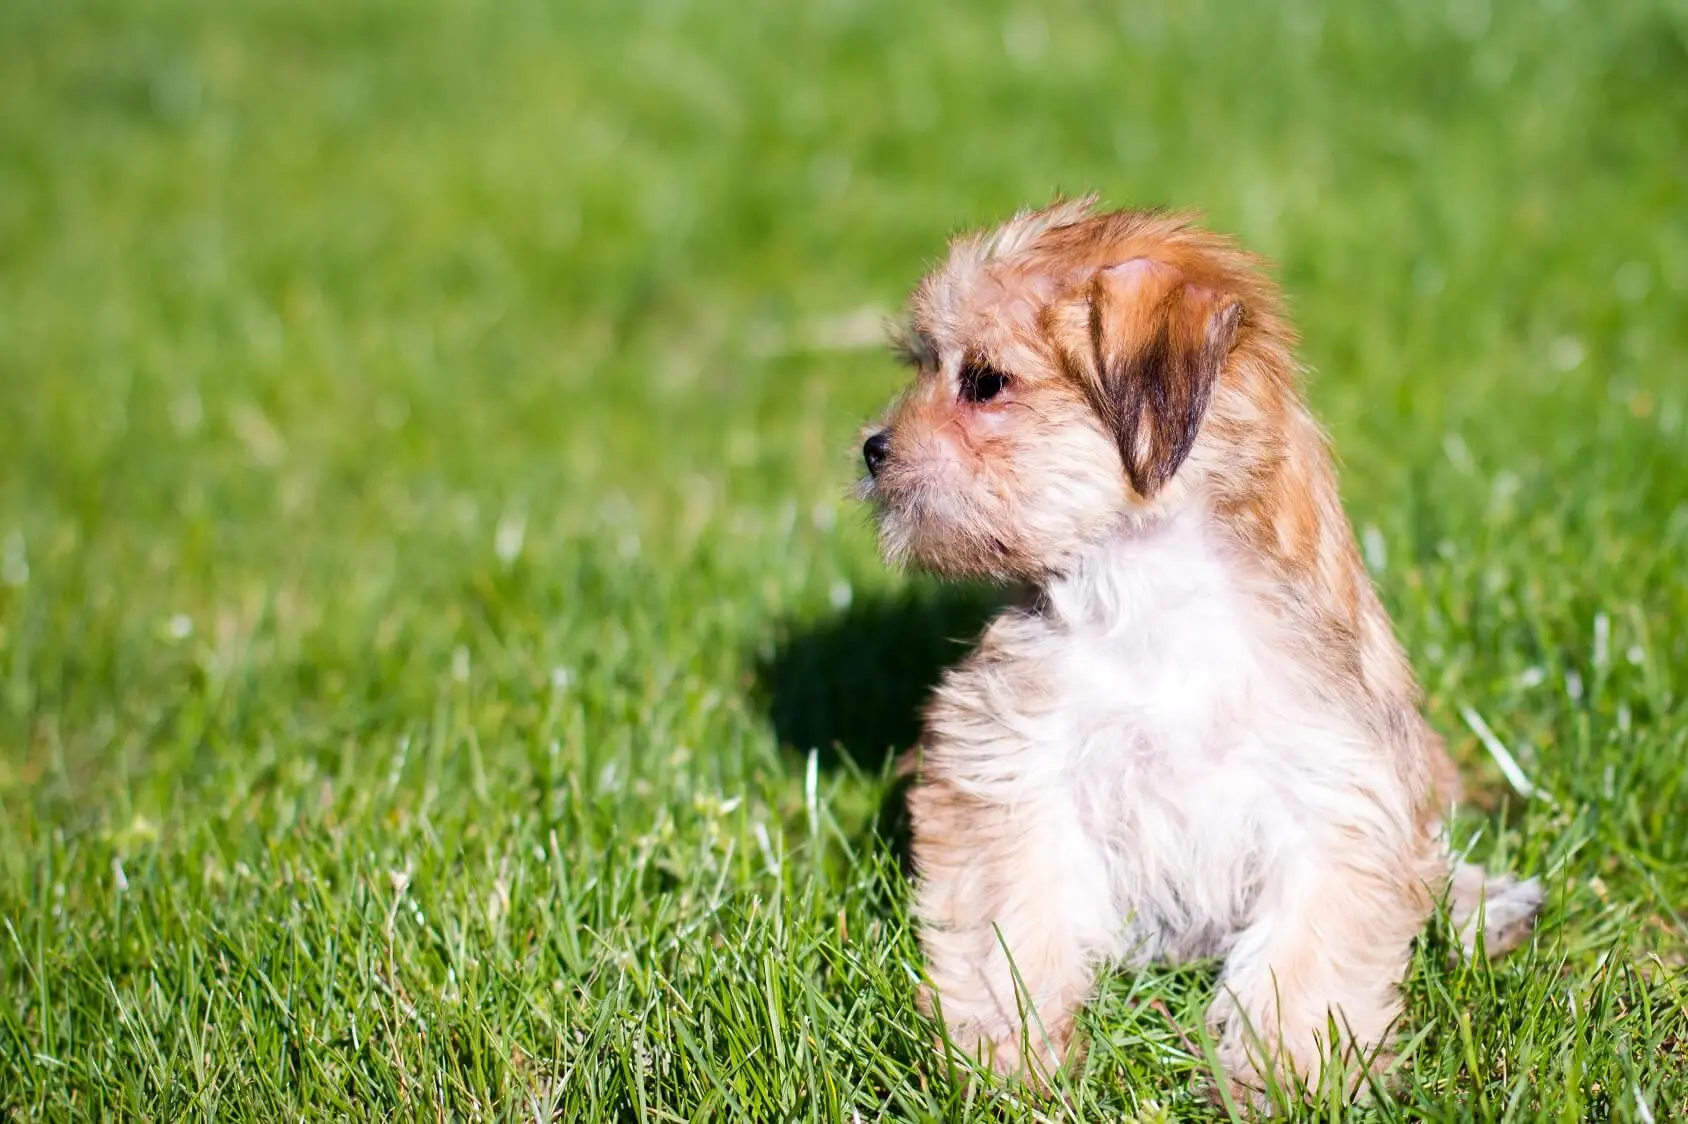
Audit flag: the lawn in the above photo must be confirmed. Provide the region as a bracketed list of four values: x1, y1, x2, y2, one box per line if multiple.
[2, 0, 1686, 1118]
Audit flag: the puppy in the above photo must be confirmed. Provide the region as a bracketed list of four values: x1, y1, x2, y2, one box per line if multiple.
[859, 197, 1543, 1106]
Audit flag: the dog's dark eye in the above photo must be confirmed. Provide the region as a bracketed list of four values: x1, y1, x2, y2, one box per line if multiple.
[960, 364, 1010, 403]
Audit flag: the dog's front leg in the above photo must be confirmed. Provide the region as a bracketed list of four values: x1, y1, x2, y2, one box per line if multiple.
[1206, 834, 1441, 1107]
[907, 777, 1117, 1089]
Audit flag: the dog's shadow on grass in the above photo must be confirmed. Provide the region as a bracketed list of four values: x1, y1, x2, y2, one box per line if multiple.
[752, 582, 1007, 863]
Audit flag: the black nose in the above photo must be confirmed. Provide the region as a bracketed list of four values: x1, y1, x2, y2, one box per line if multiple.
[862, 430, 890, 476]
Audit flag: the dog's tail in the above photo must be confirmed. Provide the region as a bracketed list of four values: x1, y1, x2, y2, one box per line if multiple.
[1448, 862, 1544, 958]
[1427, 729, 1545, 957]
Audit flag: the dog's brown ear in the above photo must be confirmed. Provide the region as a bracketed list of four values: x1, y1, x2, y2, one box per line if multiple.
[1087, 260, 1243, 498]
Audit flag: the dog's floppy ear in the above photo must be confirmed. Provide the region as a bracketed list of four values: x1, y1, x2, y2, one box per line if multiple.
[1086, 259, 1243, 498]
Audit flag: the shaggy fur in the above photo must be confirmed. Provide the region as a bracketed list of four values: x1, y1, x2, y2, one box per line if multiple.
[858, 197, 1543, 1108]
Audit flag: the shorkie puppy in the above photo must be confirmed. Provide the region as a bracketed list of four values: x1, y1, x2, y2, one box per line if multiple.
[858, 197, 1543, 1105]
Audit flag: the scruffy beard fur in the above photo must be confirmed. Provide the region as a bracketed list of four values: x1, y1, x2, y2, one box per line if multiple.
[859, 197, 1544, 1110]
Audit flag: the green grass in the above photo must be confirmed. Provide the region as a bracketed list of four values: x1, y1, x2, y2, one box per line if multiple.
[2, 0, 1687, 1118]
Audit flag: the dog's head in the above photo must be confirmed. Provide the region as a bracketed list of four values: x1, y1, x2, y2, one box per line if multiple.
[860, 197, 1288, 580]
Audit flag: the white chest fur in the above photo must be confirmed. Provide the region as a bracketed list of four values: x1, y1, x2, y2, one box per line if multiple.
[947, 510, 1400, 964]
[1046, 510, 1273, 757]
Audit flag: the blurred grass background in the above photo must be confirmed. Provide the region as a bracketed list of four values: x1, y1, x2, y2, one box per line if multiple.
[2, 0, 1686, 1118]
